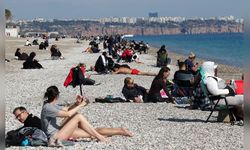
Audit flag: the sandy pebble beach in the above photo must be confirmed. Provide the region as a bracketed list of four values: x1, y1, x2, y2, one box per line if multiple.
[5, 37, 243, 149]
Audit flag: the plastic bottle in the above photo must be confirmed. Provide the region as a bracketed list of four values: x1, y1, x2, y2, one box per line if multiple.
[21, 137, 30, 146]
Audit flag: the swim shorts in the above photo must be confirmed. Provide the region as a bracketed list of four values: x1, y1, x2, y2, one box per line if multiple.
[131, 69, 140, 75]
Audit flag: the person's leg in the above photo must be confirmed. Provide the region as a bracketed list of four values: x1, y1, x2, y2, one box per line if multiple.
[54, 114, 107, 142]
[95, 128, 133, 137]
[138, 72, 157, 76]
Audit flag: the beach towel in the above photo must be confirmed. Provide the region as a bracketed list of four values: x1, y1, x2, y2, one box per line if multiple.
[235, 80, 244, 94]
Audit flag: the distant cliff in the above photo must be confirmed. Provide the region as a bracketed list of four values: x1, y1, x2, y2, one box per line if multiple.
[18, 19, 244, 36]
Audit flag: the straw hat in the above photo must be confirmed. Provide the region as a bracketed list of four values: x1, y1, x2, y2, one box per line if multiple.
[188, 52, 196, 58]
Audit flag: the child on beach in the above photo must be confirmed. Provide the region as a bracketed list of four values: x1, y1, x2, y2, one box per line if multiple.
[122, 77, 148, 103]
[41, 86, 133, 146]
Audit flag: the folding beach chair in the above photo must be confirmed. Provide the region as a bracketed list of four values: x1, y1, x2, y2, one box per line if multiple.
[196, 67, 235, 124]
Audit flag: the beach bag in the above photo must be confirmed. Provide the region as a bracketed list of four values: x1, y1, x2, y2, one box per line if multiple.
[5, 127, 48, 147]
[95, 96, 128, 103]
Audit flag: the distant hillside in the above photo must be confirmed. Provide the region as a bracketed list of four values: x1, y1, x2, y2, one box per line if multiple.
[17, 19, 244, 36]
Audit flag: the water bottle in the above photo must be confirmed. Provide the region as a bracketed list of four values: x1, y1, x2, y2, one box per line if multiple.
[21, 137, 30, 146]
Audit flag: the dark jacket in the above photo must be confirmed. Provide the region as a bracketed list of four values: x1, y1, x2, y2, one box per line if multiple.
[50, 47, 61, 57]
[23, 57, 43, 69]
[24, 114, 41, 129]
[122, 84, 147, 101]
[95, 55, 107, 73]
[174, 70, 194, 87]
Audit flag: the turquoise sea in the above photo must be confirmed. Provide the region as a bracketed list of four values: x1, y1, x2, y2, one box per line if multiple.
[125, 33, 246, 68]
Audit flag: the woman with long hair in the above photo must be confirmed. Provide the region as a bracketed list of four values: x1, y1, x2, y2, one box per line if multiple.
[41, 85, 133, 147]
[147, 67, 175, 103]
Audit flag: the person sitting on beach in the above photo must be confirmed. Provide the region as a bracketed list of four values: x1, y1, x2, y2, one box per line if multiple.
[64, 63, 97, 86]
[39, 42, 46, 50]
[156, 45, 171, 67]
[173, 61, 195, 97]
[184, 52, 198, 75]
[15, 48, 28, 60]
[120, 46, 133, 63]
[202, 61, 244, 121]
[24, 40, 32, 46]
[13, 106, 41, 129]
[122, 77, 148, 103]
[112, 64, 156, 76]
[32, 39, 39, 45]
[44, 39, 49, 48]
[94, 52, 110, 74]
[23, 52, 43, 69]
[41, 86, 133, 146]
[147, 67, 175, 103]
[50, 44, 63, 60]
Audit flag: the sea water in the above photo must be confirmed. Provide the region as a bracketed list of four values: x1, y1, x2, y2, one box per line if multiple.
[125, 33, 246, 68]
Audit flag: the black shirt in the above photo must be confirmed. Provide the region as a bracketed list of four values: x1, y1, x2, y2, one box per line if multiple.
[148, 78, 173, 100]
[122, 84, 147, 100]
[24, 114, 41, 129]
[174, 70, 194, 87]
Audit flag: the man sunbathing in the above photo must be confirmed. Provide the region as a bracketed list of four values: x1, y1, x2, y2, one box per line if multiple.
[112, 64, 156, 76]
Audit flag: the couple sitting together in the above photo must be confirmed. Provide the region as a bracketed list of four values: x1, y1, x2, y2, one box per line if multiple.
[10, 86, 133, 147]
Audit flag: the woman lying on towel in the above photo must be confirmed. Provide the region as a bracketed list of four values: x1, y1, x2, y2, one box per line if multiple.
[41, 86, 133, 147]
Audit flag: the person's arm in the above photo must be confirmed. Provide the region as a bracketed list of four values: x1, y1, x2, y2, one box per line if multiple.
[122, 87, 133, 100]
[136, 84, 147, 94]
[191, 63, 198, 72]
[57, 102, 86, 118]
[206, 77, 229, 95]
[57, 96, 87, 117]
[162, 80, 174, 102]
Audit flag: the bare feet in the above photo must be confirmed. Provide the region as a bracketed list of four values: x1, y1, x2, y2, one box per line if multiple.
[121, 128, 134, 137]
[99, 137, 111, 143]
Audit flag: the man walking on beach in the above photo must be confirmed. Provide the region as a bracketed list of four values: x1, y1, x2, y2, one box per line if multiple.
[13, 106, 41, 129]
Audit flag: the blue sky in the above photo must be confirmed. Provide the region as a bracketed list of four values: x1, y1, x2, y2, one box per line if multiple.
[5, 0, 249, 20]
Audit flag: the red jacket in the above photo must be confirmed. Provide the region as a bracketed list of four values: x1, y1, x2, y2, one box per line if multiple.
[64, 66, 86, 87]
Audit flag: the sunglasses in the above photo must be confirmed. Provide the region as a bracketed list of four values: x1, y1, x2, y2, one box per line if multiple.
[15, 111, 24, 119]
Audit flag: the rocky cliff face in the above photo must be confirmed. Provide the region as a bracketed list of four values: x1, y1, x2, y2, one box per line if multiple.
[19, 20, 244, 36]
[76, 24, 243, 36]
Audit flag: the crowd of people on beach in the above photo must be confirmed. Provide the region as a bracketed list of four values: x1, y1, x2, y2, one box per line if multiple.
[6, 34, 244, 147]
[13, 36, 65, 69]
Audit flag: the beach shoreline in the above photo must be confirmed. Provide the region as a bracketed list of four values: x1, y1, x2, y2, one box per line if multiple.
[5, 37, 243, 150]
[147, 46, 243, 80]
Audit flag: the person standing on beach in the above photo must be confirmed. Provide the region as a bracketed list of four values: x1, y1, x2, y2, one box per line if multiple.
[157, 45, 170, 67]
[185, 52, 198, 75]
[41, 86, 133, 146]
[107, 36, 114, 55]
